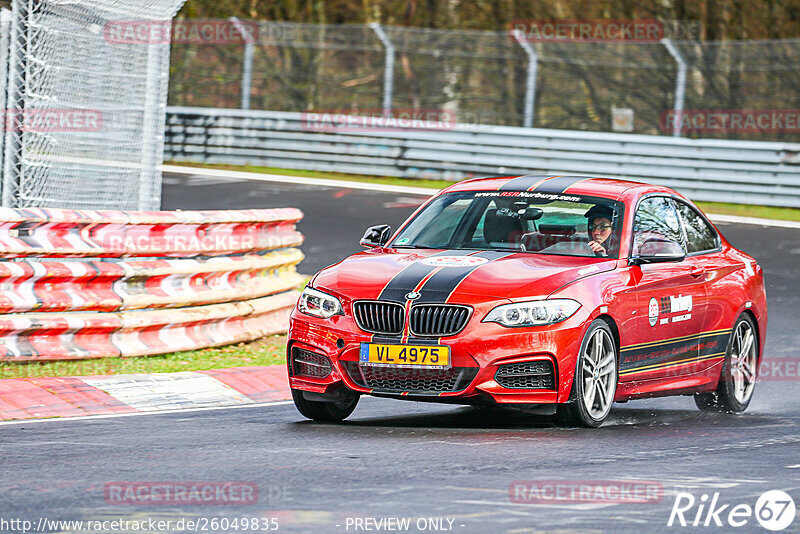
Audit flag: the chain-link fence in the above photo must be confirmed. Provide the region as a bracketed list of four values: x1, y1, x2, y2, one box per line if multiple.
[0, 0, 186, 210]
[168, 21, 800, 142]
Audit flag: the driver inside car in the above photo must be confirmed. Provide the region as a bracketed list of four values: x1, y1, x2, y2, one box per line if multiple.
[585, 205, 615, 257]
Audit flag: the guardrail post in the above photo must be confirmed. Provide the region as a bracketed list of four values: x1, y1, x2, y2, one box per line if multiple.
[231, 17, 254, 110]
[511, 29, 538, 128]
[662, 38, 687, 138]
[369, 22, 394, 118]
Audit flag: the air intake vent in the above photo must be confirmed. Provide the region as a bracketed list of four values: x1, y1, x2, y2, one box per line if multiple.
[409, 305, 471, 337]
[495, 360, 555, 389]
[343, 361, 477, 394]
[353, 301, 404, 335]
[291, 347, 332, 378]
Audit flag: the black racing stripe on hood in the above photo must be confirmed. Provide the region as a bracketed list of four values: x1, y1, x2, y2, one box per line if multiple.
[414, 251, 513, 304]
[377, 250, 473, 302]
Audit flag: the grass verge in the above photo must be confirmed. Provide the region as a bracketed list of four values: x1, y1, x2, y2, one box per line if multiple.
[169, 161, 800, 222]
[0, 335, 288, 379]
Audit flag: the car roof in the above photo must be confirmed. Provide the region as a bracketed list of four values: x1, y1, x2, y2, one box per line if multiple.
[441, 175, 674, 201]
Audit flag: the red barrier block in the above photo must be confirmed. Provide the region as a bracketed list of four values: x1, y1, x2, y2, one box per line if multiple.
[0, 207, 304, 258]
[0, 206, 304, 363]
[0, 379, 89, 420]
[0, 314, 122, 360]
[0, 250, 303, 314]
[26, 377, 135, 415]
[199, 366, 290, 402]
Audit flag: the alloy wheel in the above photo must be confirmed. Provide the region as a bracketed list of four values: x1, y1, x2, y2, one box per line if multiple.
[730, 320, 757, 404]
[581, 328, 616, 419]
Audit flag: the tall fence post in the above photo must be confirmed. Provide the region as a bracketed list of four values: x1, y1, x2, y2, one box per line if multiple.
[138, 35, 169, 210]
[231, 17, 253, 110]
[662, 38, 687, 138]
[2, 0, 27, 208]
[369, 22, 394, 118]
[0, 8, 12, 202]
[511, 29, 538, 128]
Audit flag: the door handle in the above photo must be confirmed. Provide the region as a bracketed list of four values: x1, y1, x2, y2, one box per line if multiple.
[690, 266, 705, 277]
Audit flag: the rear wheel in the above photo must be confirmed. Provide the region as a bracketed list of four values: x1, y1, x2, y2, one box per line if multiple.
[556, 319, 618, 427]
[291, 388, 360, 422]
[695, 314, 758, 413]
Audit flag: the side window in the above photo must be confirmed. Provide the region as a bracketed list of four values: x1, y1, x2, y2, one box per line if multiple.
[675, 201, 718, 253]
[632, 196, 683, 256]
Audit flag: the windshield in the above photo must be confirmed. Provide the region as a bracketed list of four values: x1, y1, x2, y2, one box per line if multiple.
[391, 191, 625, 258]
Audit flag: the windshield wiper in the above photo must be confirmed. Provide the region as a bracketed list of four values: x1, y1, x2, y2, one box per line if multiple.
[485, 247, 523, 253]
[391, 244, 441, 249]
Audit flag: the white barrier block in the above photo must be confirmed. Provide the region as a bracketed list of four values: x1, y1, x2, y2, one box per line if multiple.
[83, 372, 254, 411]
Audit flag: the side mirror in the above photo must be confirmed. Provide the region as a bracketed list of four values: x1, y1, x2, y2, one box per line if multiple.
[360, 224, 391, 248]
[630, 237, 685, 265]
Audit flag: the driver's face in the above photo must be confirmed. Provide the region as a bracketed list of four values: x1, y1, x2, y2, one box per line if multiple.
[590, 216, 612, 243]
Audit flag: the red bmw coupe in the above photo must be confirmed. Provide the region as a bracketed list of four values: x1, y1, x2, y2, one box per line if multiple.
[287, 175, 767, 426]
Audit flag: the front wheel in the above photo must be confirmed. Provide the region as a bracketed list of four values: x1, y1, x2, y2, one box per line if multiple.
[556, 319, 618, 427]
[695, 314, 758, 413]
[291, 388, 359, 422]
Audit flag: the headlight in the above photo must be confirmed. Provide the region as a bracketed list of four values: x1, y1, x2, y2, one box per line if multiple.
[298, 287, 343, 319]
[483, 299, 580, 327]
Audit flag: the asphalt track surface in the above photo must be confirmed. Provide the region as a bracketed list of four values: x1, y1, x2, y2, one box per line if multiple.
[2, 171, 798, 534]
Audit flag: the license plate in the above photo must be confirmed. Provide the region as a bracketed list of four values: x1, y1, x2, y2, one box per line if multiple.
[359, 343, 450, 369]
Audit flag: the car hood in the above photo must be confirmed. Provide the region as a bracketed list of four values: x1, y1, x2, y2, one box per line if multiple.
[313, 249, 616, 302]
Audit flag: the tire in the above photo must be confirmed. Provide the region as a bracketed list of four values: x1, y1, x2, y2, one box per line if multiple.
[695, 314, 758, 413]
[291, 388, 360, 422]
[556, 319, 618, 427]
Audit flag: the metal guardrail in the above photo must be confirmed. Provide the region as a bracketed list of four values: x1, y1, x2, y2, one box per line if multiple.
[165, 106, 800, 208]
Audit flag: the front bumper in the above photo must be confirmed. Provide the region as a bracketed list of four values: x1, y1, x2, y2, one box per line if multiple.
[288, 306, 587, 406]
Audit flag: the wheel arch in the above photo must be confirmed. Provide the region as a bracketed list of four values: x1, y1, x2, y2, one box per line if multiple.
[740, 309, 763, 364]
[596, 313, 621, 365]
[559, 313, 620, 403]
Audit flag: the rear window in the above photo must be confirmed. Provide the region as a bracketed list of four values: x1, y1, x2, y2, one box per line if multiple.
[674, 200, 718, 253]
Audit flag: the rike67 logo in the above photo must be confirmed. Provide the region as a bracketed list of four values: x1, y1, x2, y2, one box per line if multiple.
[668, 490, 796, 531]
